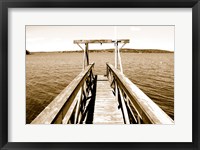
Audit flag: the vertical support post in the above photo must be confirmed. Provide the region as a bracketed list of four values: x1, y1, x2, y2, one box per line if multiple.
[114, 41, 119, 123]
[85, 43, 89, 66]
[83, 47, 86, 70]
[117, 46, 123, 74]
[115, 81, 118, 113]
[83, 43, 89, 70]
[76, 43, 85, 70]
[115, 41, 118, 69]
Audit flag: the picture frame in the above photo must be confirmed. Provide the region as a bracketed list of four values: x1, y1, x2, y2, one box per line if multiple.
[0, 0, 199, 149]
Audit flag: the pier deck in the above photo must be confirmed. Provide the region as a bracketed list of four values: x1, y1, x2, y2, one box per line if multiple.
[93, 75, 124, 124]
[31, 39, 174, 124]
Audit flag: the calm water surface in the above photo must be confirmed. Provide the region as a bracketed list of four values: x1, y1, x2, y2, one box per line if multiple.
[26, 52, 174, 123]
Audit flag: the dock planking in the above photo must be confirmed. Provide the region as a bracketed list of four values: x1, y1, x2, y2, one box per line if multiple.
[93, 75, 124, 124]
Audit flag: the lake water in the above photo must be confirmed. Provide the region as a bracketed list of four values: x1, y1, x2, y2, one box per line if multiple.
[26, 52, 174, 123]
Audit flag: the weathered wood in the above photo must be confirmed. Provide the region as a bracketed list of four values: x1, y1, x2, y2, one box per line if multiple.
[118, 44, 123, 73]
[97, 75, 107, 81]
[83, 47, 86, 70]
[74, 87, 83, 123]
[115, 39, 130, 43]
[85, 43, 89, 66]
[31, 63, 94, 124]
[74, 39, 129, 44]
[107, 63, 174, 124]
[62, 89, 82, 124]
[118, 88, 130, 124]
[115, 41, 118, 68]
[93, 75, 124, 124]
[74, 39, 112, 44]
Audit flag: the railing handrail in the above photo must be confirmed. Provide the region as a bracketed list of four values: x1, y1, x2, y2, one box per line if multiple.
[31, 63, 95, 124]
[106, 63, 174, 124]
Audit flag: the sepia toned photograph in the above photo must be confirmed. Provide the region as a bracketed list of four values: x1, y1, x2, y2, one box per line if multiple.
[26, 26, 174, 124]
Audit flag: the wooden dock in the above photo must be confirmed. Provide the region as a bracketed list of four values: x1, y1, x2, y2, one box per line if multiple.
[31, 39, 174, 125]
[93, 75, 124, 124]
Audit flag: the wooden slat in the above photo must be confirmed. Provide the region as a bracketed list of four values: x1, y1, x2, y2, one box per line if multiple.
[107, 63, 174, 124]
[62, 89, 82, 124]
[93, 75, 124, 124]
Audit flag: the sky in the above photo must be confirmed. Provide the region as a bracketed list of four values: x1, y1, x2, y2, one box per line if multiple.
[26, 26, 174, 52]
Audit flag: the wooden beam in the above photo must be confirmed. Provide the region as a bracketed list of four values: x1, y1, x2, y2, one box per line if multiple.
[115, 39, 130, 43]
[76, 43, 84, 51]
[74, 39, 129, 44]
[74, 39, 112, 44]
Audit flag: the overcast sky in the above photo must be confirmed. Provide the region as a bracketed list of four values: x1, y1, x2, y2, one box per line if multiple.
[26, 26, 174, 52]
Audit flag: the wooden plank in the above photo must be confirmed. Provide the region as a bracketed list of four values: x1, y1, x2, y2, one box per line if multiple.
[106, 63, 174, 124]
[93, 75, 124, 124]
[97, 75, 107, 81]
[74, 39, 129, 44]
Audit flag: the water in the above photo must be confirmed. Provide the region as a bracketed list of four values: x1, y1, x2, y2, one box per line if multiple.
[26, 52, 174, 123]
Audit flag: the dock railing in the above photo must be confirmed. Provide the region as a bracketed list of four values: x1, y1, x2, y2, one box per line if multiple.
[106, 63, 174, 124]
[31, 63, 95, 124]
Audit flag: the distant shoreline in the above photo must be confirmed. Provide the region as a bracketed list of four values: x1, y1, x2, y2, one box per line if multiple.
[27, 49, 174, 54]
